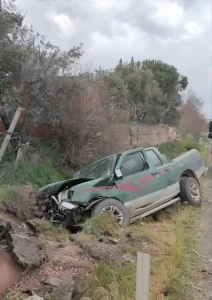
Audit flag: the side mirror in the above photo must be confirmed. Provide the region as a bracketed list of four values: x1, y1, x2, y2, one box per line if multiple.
[114, 169, 123, 178]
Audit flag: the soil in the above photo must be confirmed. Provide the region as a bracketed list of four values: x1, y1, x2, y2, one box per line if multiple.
[0, 252, 24, 295]
[193, 174, 212, 300]
[1, 176, 212, 299]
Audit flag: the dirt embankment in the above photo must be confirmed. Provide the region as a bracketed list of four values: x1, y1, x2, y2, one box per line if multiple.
[1, 174, 212, 300]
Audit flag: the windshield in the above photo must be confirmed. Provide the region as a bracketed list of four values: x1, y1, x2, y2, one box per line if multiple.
[73, 156, 115, 180]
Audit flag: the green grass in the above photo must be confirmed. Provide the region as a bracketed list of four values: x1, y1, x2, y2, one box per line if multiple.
[83, 204, 198, 300]
[159, 139, 201, 159]
[84, 262, 136, 300]
[34, 219, 70, 242]
[0, 158, 67, 188]
[83, 213, 120, 238]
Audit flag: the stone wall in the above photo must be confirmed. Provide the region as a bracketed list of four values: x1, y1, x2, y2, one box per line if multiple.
[111, 124, 177, 153]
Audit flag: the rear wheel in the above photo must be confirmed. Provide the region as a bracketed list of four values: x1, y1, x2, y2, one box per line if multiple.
[92, 198, 131, 227]
[180, 177, 202, 207]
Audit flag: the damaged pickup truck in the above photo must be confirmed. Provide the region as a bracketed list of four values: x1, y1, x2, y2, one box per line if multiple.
[36, 146, 207, 227]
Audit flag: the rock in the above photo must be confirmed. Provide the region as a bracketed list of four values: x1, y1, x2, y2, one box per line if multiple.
[81, 241, 123, 263]
[46, 276, 75, 300]
[0, 219, 12, 239]
[108, 237, 119, 245]
[24, 296, 44, 300]
[72, 277, 86, 300]
[42, 276, 62, 287]
[122, 253, 136, 264]
[98, 236, 104, 243]
[11, 222, 29, 235]
[7, 233, 46, 268]
[26, 219, 40, 234]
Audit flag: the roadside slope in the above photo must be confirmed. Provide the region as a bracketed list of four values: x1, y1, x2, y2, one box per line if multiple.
[193, 174, 212, 300]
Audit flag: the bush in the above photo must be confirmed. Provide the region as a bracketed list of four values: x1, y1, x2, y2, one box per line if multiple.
[159, 141, 186, 158]
[83, 213, 119, 238]
[159, 139, 200, 159]
[0, 157, 66, 188]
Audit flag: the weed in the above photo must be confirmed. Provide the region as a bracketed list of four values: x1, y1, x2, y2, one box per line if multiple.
[83, 204, 197, 300]
[0, 158, 67, 188]
[34, 219, 70, 242]
[83, 213, 120, 238]
[84, 262, 136, 300]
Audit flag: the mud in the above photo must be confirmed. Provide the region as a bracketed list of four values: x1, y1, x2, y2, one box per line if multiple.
[0, 252, 24, 295]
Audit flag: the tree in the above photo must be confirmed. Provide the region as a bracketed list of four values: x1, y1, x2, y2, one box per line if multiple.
[114, 60, 164, 123]
[0, 1, 120, 167]
[0, 1, 83, 130]
[179, 90, 208, 137]
[142, 60, 188, 125]
[95, 68, 129, 111]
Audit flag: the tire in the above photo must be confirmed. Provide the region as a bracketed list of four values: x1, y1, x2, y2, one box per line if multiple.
[180, 177, 202, 207]
[92, 198, 131, 227]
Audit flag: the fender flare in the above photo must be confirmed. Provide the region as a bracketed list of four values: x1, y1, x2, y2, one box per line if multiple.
[84, 197, 123, 211]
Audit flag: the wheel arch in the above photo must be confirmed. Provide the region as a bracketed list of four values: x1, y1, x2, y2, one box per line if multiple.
[180, 169, 199, 184]
[85, 197, 123, 211]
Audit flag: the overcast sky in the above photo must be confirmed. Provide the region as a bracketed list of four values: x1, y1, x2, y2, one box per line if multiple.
[16, 0, 211, 118]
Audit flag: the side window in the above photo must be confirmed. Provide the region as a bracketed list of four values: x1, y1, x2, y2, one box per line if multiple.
[121, 153, 145, 177]
[146, 150, 162, 167]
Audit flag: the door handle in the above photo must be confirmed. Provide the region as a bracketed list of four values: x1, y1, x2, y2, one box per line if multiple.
[164, 167, 170, 171]
[151, 171, 158, 176]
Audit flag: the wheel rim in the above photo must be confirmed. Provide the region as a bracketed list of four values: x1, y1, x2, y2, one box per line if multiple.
[189, 183, 200, 202]
[101, 206, 124, 224]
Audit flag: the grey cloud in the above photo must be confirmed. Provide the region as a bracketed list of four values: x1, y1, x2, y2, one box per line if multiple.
[16, 0, 211, 117]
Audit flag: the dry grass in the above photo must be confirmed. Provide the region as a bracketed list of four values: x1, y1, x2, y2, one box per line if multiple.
[83, 203, 198, 300]
[83, 213, 120, 238]
[0, 185, 36, 221]
[34, 219, 70, 243]
[145, 205, 197, 299]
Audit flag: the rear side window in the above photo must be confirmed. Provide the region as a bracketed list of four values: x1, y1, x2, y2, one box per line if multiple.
[146, 150, 162, 167]
[121, 153, 145, 177]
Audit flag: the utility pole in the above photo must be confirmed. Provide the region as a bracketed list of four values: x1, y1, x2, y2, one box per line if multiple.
[0, 0, 2, 12]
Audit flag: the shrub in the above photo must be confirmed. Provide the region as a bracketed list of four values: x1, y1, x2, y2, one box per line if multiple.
[159, 139, 200, 159]
[83, 213, 119, 238]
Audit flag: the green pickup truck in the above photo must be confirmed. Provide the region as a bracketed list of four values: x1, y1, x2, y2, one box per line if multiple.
[37, 146, 207, 227]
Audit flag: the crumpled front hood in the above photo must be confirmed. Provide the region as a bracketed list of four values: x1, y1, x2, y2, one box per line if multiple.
[36, 177, 109, 200]
[36, 178, 93, 199]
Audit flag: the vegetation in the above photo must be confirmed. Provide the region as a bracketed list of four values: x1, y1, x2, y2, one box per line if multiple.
[83, 213, 120, 238]
[0, 185, 36, 220]
[0, 158, 66, 188]
[179, 90, 208, 137]
[33, 220, 70, 243]
[0, 1, 207, 169]
[83, 204, 197, 300]
[159, 139, 200, 158]
[0, 2, 209, 300]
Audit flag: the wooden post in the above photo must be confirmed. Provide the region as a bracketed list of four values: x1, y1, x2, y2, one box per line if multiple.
[208, 142, 212, 166]
[0, 107, 23, 163]
[136, 252, 151, 300]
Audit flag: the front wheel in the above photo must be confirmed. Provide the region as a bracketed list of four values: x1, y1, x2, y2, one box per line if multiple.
[92, 199, 131, 227]
[180, 177, 202, 207]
